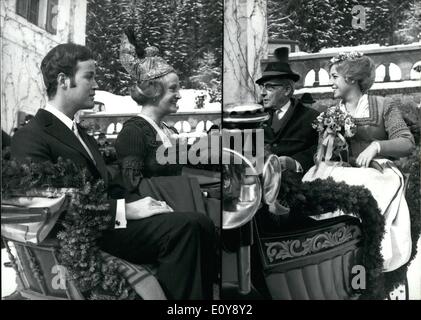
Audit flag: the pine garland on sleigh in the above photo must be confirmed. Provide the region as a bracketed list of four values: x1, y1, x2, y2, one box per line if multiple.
[275, 168, 420, 300]
[1, 156, 137, 300]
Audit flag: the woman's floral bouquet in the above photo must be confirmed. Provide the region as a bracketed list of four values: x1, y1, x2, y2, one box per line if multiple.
[312, 105, 356, 163]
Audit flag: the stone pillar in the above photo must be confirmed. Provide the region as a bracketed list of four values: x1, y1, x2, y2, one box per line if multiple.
[223, 0, 268, 107]
[384, 62, 391, 82]
[69, 0, 87, 45]
[314, 66, 320, 87]
[399, 61, 415, 81]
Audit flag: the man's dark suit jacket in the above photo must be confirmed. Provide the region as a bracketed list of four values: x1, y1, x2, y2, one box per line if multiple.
[263, 98, 319, 172]
[10, 109, 131, 224]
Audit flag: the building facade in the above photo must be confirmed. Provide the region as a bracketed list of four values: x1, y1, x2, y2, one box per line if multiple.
[1, 0, 87, 134]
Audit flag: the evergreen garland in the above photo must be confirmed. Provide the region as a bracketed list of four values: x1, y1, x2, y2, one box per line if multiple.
[277, 171, 386, 299]
[1, 157, 136, 300]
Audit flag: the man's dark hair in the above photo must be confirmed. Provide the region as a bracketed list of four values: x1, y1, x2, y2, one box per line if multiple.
[41, 43, 94, 98]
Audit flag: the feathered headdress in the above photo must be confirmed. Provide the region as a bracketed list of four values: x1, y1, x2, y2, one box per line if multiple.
[120, 27, 175, 82]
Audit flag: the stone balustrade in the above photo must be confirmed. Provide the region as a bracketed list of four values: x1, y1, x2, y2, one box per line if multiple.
[79, 111, 222, 140]
[262, 43, 421, 91]
[261, 43, 421, 112]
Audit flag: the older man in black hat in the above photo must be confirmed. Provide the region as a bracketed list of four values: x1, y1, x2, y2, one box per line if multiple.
[257, 48, 319, 172]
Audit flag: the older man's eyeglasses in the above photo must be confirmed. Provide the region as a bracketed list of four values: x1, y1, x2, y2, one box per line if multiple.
[259, 83, 284, 91]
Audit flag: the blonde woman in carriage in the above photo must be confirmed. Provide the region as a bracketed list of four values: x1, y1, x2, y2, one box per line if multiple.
[303, 52, 415, 272]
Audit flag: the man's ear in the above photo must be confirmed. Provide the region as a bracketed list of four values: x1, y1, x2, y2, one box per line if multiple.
[57, 73, 68, 89]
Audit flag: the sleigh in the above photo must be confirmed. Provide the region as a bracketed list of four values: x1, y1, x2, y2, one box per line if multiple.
[1, 161, 222, 301]
[221, 103, 413, 300]
[1, 191, 166, 300]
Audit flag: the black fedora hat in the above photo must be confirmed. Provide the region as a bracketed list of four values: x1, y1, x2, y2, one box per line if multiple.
[300, 93, 315, 104]
[256, 47, 300, 85]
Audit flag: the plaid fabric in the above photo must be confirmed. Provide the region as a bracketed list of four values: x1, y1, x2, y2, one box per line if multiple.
[101, 251, 166, 300]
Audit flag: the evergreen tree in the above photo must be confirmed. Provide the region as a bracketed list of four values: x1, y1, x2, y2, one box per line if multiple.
[267, 0, 293, 41]
[189, 51, 221, 103]
[85, 0, 222, 96]
[86, 0, 135, 95]
[268, 0, 337, 52]
[200, 0, 223, 66]
[396, 0, 421, 44]
[267, 0, 416, 52]
[292, 0, 337, 52]
[330, 0, 365, 47]
[362, 0, 413, 45]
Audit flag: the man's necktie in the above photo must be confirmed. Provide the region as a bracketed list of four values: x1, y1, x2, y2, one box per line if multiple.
[271, 108, 286, 132]
[72, 121, 96, 165]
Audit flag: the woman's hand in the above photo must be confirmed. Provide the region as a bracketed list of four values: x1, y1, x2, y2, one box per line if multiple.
[356, 142, 379, 168]
[126, 196, 174, 220]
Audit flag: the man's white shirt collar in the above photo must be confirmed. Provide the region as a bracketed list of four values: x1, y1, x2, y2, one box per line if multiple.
[44, 104, 74, 131]
[275, 100, 291, 120]
[279, 100, 291, 111]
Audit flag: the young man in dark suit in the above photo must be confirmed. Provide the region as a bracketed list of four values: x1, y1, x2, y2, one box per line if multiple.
[256, 48, 319, 173]
[10, 43, 215, 300]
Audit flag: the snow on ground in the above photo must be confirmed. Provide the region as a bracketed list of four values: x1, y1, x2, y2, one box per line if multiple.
[1, 246, 18, 298]
[408, 237, 421, 299]
[85, 89, 221, 115]
[319, 43, 381, 53]
[295, 80, 421, 96]
[289, 42, 421, 57]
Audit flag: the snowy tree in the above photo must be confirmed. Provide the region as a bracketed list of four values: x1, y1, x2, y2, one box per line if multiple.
[268, 0, 338, 52]
[362, 0, 413, 45]
[396, 0, 421, 44]
[85, 0, 222, 95]
[200, 0, 223, 66]
[85, 0, 133, 94]
[189, 51, 222, 103]
[330, 0, 365, 46]
[267, 0, 417, 52]
[267, 0, 293, 41]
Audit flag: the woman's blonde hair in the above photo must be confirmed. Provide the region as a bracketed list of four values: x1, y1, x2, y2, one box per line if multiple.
[328, 52, 376, 94]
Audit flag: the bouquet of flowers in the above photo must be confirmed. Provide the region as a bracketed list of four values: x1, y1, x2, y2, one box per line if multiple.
[312, 105, 356, 163]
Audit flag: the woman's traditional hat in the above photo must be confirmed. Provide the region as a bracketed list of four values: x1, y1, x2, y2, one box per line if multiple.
[120, 27, 175, 82]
